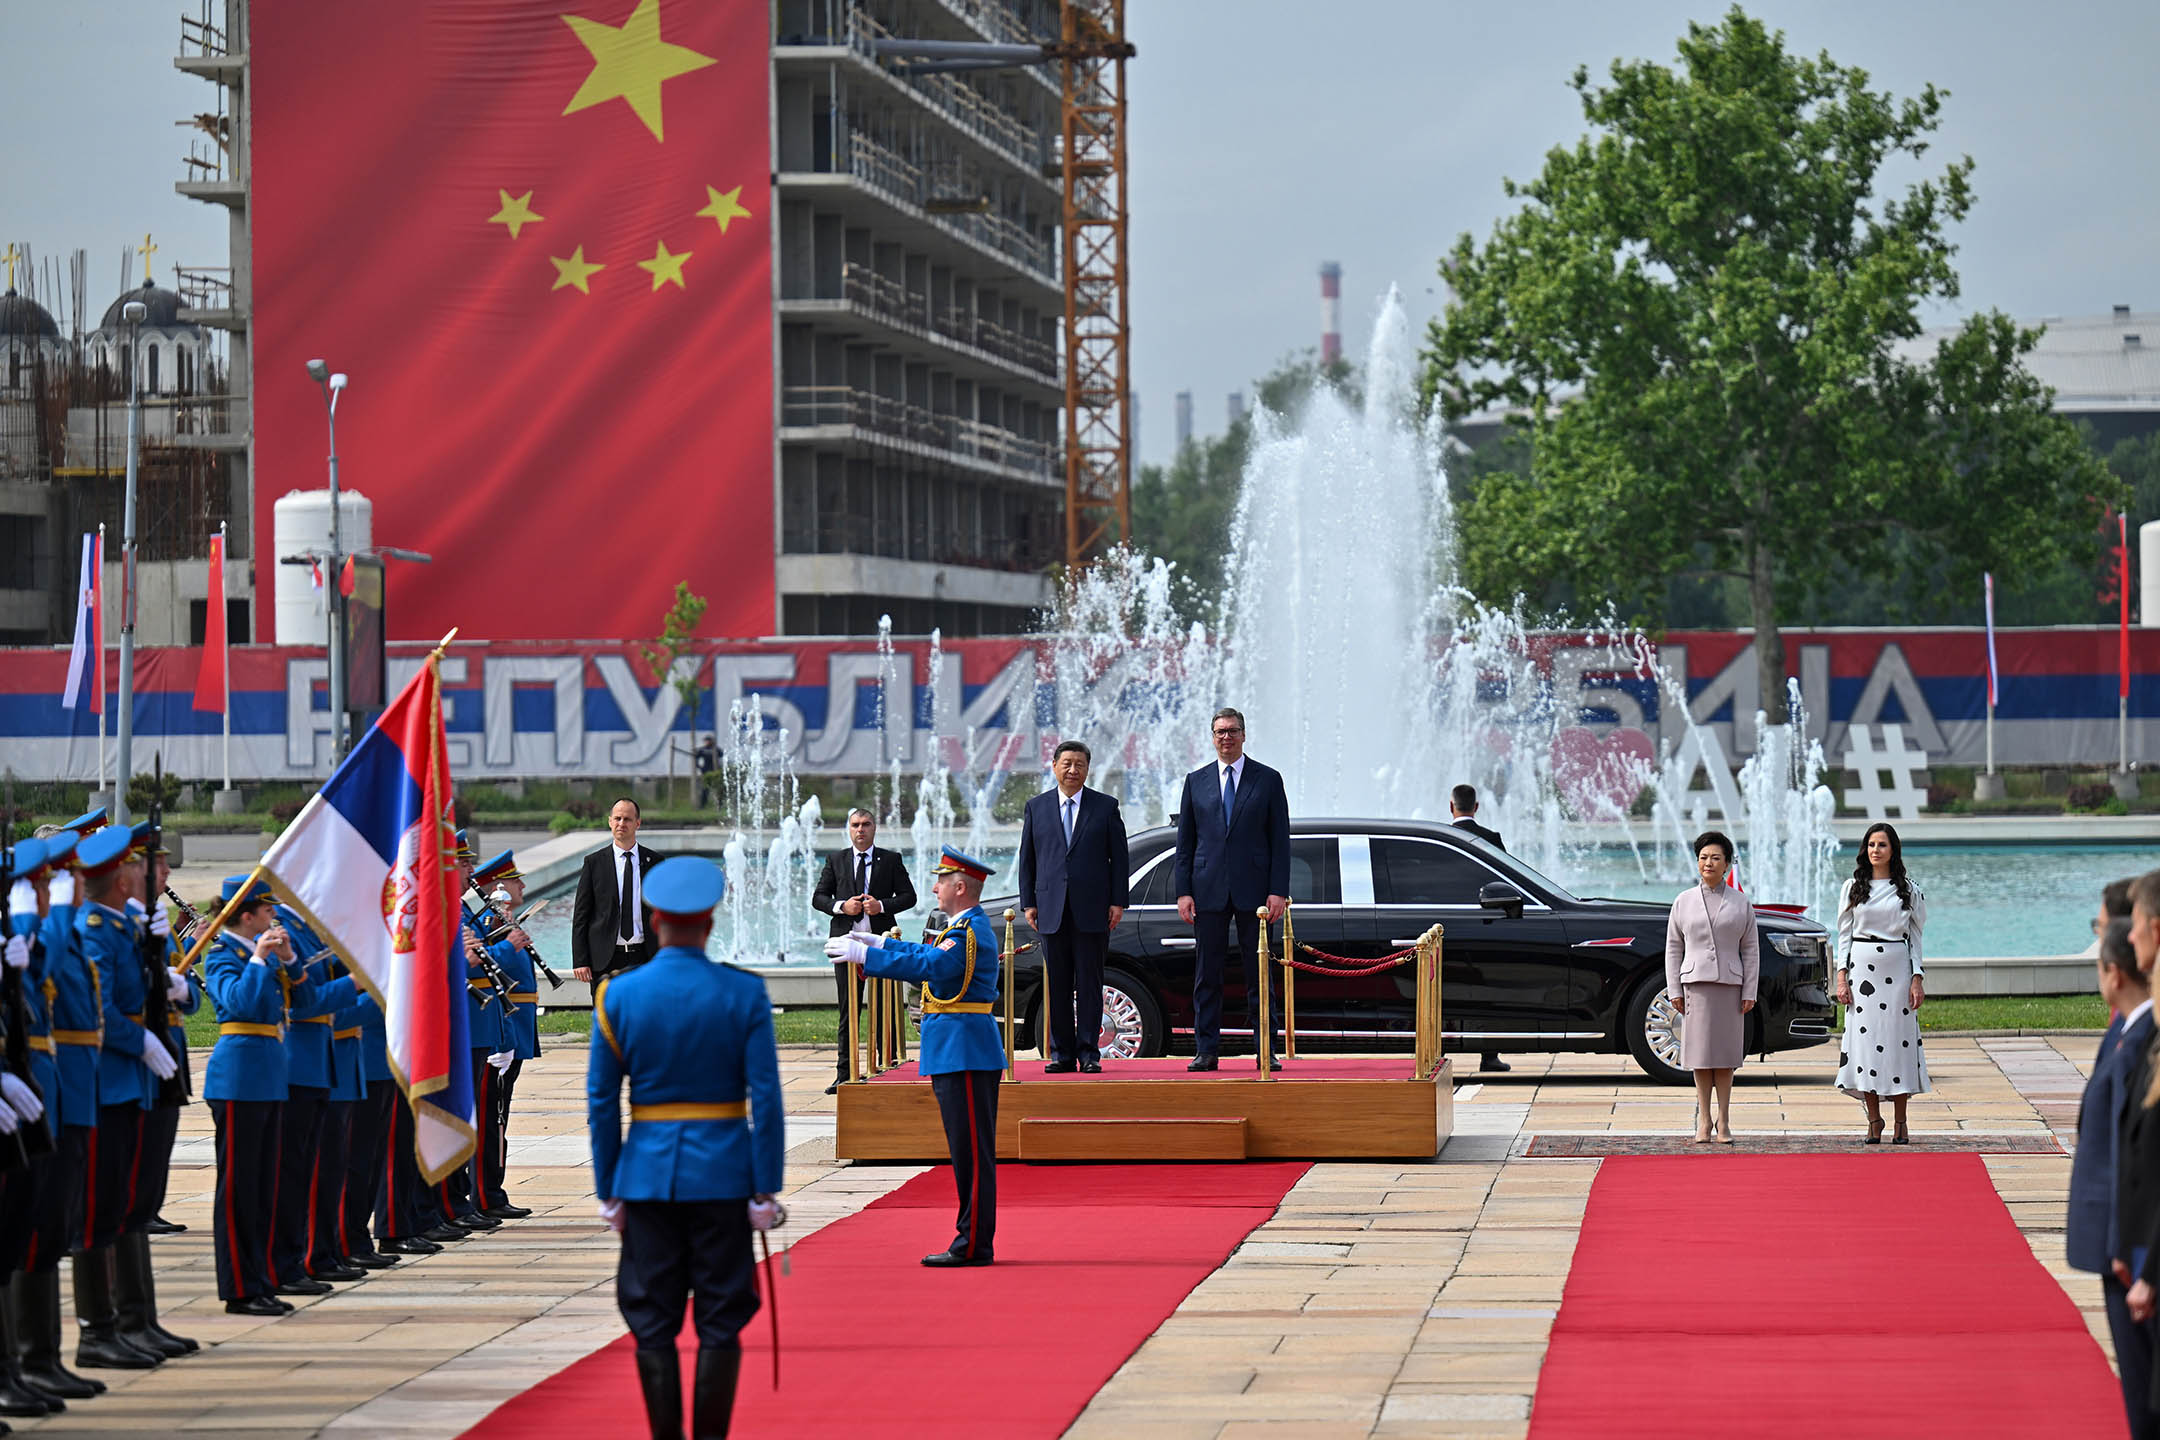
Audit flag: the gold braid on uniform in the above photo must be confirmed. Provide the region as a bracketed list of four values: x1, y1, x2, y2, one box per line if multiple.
[919, 924, 977, 1008]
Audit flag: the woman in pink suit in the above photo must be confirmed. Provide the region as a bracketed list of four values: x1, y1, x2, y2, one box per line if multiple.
[1665, 831, 1759, 1144]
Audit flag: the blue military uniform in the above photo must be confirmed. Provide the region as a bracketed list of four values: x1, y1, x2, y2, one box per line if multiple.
[589, 856, 780, 1437]
[469, 850, 540, 1220]
[857, 849, 1004, 1265]
[271, 914, 358, 1291]
[0, 839, 57, 1340]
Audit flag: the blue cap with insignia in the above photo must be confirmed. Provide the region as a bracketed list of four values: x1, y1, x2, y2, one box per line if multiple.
[643, 855, 726, 916]
[932, 846, 993, 881]
[472, 849, 522, 886]
[220, 873, 274, 908]
[454, 829, 477, 865]
[126, 820, 154, 860]
[2, 837, 48, 885]
[63, 806, 108, 834]
[37, 830, 77, 868]
[76, 825, 134, 876]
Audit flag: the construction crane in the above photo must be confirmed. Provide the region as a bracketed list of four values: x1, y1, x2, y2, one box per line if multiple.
[875, 2, 1135, 573]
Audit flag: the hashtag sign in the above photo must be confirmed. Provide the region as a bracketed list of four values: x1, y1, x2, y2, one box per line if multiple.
[1839, 723, 1929, 820]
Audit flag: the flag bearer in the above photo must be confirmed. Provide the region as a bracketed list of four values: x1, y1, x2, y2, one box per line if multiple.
[316, 982, 388, 1273]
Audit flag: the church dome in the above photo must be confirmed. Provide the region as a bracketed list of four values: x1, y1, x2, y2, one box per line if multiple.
[98, 280, 188, 331]
[0, 289, 59, 339]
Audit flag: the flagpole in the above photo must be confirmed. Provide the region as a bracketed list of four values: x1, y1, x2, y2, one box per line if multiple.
[177, 862, 269, 975]
[2122, 514, 2132, 782]
[219, 523, 232, 792]
[96, 524, 107, 797]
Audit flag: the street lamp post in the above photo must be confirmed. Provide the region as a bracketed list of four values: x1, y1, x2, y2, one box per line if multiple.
[113, 299, 148, 823]
[306, 359, 349, 762]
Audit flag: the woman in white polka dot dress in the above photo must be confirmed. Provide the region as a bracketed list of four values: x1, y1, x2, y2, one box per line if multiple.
[1834, 822, 1930, 1142]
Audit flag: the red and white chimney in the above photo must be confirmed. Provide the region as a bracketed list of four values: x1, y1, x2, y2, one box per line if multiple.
[1319, 261, 1342, 364]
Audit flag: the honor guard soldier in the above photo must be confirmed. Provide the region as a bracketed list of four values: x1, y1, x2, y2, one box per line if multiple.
[267, 900, 359, 1296]
[13, 829, 105, 1402]
[590, 856, 783, 1440]
[71, 824, 177, 1369]
[472, 850, 538, 1221]
[202, 875, 314, 1316]
[828, 846, 1004, 1267]
[134, 836, 200, 1241]
[318, 986, 389, 1273]
[447, 831, 512, 1232]
[1, 838, 63, 1420]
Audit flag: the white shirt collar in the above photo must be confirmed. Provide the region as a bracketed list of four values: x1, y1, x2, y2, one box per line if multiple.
[2128, 997, 2154, 1032]
[851, 842, 874, 856]
[1219, 757, 1245, 781]
[613, 842, 637, 858]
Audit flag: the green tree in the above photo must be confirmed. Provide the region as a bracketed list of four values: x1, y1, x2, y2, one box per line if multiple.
[641, 581, 707, 799]
[1425, 7, 2120, 721]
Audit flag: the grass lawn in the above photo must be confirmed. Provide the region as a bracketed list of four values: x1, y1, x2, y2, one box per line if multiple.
[1832, 993, 2110, 1033]
[539, 1007, 883, 1047]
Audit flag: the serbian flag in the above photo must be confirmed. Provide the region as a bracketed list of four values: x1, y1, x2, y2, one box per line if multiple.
[250, 0, 774, 643]
[258, 649, 473, 1180]
[193, 527, 227, 713]
[60, 531, 102, 714]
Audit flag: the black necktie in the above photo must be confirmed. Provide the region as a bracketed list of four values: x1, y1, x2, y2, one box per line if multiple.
[857, 850, 870, 897]
[618, 851, 634, 941]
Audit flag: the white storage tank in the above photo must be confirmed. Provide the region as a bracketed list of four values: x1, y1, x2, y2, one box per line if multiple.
[272, 489, 372, 644]
[2144, 518, 2160, 628]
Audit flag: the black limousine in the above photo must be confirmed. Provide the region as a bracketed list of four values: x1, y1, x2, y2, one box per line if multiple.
[990, 818, 1835, 1084]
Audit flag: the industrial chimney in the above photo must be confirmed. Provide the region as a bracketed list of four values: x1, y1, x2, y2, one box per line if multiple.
[1319, 262, 1342, 364]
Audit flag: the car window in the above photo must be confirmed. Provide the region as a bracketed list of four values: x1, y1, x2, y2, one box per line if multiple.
[1128, 850, 1177, 905]
[1373, 837, 1493, 905]
[1289, 837, 1340, 904]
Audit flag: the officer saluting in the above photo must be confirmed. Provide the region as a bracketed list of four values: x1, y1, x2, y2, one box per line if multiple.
[828, 846, 1004, 1268]
[590, 856, 783, 1440]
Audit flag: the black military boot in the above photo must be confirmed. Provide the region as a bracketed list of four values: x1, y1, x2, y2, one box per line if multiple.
[114, 1231, 196, 1357]
[0, 1294, 59, 1417]
[633, 1347, 683, 1440]
[14, 1271, 101, 1397]
[71, 1249, 159, 1370]
[691, 1344, 740, 1439]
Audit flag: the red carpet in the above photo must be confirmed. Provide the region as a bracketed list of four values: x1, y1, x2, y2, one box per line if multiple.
[869, 1055, 1417, 1082]
[1529, 1154, 2123, 1438]
[461, 1162, 1307, 1438]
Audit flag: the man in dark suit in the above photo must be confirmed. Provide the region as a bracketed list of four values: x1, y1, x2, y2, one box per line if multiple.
[1173, 707, 1290, 1071]
[1450, 784, 1505, 851]
[1017, 740, 1130, 1073]
[2080, 910, 2154, 1438]
[811, 808, 917, 1092]
[571, 798, 659, 984]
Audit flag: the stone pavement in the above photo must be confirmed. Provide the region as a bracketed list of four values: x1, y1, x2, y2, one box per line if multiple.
[10, 1035, 2111, 1437]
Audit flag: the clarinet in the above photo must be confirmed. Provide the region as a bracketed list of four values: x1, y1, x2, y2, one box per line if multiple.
[458, 899, 518, 1007]
[465, 882, 564, 988]
[140, 756, 186, 1106]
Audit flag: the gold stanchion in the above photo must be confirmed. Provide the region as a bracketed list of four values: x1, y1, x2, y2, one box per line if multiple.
[1280, 900, 1298, 1062]
[1002, 908, 1018, 1082]
[846, 960, 862, 1083]
[1411, 923, 1446, 1079]
[1255, 905, 1273, 1081]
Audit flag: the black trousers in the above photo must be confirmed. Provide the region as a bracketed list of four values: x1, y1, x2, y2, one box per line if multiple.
[617, 1200, 759, 1351]
[85, 1103, 146, 1250]
[1043, 914, 1109, 1063]
[345, 1079, 393, 1254]
[475, 1058, 520, 1211]
[25, 1125, 86, 1272]
[377, 1088, 433, 1241]
[212, 1099, 281, 1302]
[308, 1098, 353, 1269]
[272, 1085, 328, 1285]
[432, 1055, 490, 1221]
[929, 1069, 999, 1260]
[1192, 908, 1280, 1058]
[130, 1100, 182, 1230]
[831, 959, 864, 1079]
[0, 1142, 46, 1274]
[2106, 1273, 2160, 1438]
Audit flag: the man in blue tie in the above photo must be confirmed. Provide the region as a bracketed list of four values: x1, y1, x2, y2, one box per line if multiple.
[1173, 708, 1291, 1071]
[1017, 741, 1129, 1072]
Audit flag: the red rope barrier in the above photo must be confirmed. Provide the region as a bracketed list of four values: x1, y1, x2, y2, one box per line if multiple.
[1286, 944, 1417, 976]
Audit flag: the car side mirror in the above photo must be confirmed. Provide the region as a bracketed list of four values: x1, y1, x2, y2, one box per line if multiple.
[1478, 881, 1525, 918]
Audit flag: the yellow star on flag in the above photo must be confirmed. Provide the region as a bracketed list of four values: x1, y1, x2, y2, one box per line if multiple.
[489, 189, 543, 239]
[550, 245, 605, 293]
[695, 184, 752, 233]
[637, 239, 691, 291]
[561, 0, 717, 143]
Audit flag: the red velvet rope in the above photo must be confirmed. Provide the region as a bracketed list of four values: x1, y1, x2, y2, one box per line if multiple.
[1285, 944, 1418, 976]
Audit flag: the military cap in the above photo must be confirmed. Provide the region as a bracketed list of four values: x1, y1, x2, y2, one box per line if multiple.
[454, 829, 477, 864]
[220, 873, 275, 908]
[1, 837, 48, 885]
[126, 820, 154, 860]
[933, 846, 994, 881]
[643, 855, 726, 916]
[76, 825, 134, 876]
[37, 830, 77, 868]
[63, 806, 108, 833]
[472, 849, 522, 887]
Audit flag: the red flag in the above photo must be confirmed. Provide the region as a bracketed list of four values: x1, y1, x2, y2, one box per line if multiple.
[251, 1, 773, 642]
[193, 530, 227, 712]
[339, 555, 357, 599]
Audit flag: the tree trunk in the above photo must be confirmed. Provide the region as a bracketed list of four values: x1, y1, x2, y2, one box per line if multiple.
[1746, 534, 1788, 726]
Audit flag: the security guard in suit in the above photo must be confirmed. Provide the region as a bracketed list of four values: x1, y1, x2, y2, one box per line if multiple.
[591, 855, 783, 1440]
[203, 875, 315, 1316]
[471, 850, 537, 1221]
[829, 846, 1004, 1267]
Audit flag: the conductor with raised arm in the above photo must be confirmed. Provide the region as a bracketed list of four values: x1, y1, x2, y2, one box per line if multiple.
[1174, 708, 1291, 1071]
[1017, 740, 1129, 1072]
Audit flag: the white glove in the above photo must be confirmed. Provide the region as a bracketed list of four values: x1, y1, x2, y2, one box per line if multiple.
[0, 1099, 15, 1135]
[148, 906, 171, 940]
[822, 935, 855, 962]
[747, 1196, 785, 1232]
[0, 1071, 42, 1125]
[597, 1198, 624, 1232]
[7, 879, 34, 918]
[46, 873, 74, 906]
[166, 967, 190, 1002]
[3, 935, 29, 971]
[487, 1050, 514, 1073]
[140, 1032, 178, 1081]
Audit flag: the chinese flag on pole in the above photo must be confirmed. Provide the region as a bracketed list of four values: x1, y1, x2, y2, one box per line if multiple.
[193, 529, 227, 712]
[250, 1, 773, 642]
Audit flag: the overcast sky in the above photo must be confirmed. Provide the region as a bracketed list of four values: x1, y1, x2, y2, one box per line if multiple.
[8, 1, 2156, 468]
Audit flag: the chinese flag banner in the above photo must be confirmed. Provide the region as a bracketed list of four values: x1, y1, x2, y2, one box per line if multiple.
[251, 0, 774, 643]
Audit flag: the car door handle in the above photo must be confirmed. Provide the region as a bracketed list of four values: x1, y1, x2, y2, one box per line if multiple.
[1159, 938, 1196, 949]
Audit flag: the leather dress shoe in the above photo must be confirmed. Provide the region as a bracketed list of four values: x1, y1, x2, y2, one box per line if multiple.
[223, 1297, 286, 1317]
[310, 1262, 368, 1283]
[483, 1203, 533, 1220]
[453, 1212, 501, 1231]
[145, 1215, 187, 1235]
[381, 1237, 441, 1255]
[1479, 1054, 1512, 1073]
[275, 1277, 333, 1297]
[920, 1250, 992, 1268]
[1042, 1059, 1075, 1074]
[1187, 1055, 1218, 1072]
[420, 1224, 469, 1243]
[824, 1081, 840, 1095]
[1078, 1058, 1102, 1073]
[345, 1250, 400, 1269]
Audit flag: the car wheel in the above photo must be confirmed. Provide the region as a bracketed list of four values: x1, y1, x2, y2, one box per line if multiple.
[1098, 969, 1163, 1059]
[1623, 976, 1691, 1086]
